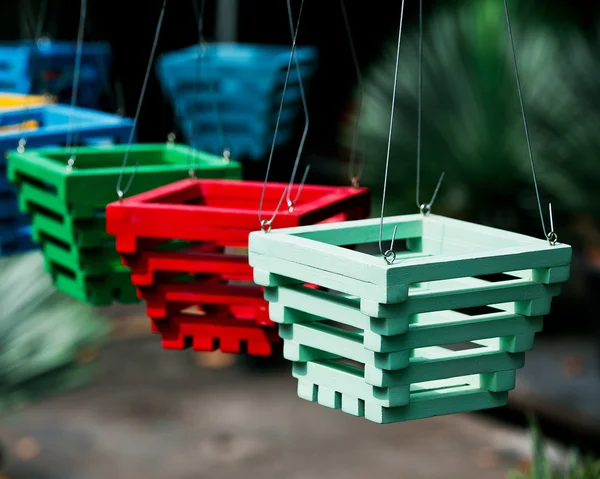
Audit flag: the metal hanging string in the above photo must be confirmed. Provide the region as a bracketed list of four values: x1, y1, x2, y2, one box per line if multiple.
[414, 0, 444, 216]
[115, 0, 168, 199]
[377, 0, 406, 265]
[340, 0, 365, 188]
[24, 0, 48, 40]
[115, 80, 126, 116]
[16, 0, 49, 154]
[189, 0, 207, 179]
[83, 19, 120, 115]
[257, 0, 306, 232]
[35, 0, 47, 38]
[94, 55, 119, 115]
[191, 0, 231, 165]
[503, 0, 556, 245]
[65, 0, 87, 170]
[284, 0, 310, 212]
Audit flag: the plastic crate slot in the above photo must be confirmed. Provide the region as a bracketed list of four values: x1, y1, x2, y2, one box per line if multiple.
[473, 272, 520, 283]
[174, 79, 220, 95]
[193, 122, 252, 135]
[237, 339, 249, 355]
[411, 381, 471, 395]
[14, 172, 58, 193]
[50, 262, 76, 279]
[452, 305, 504, 316]
[0, 190, 14, 201]
[38, 231, 71, 250]
[0, 110, 45, 128]
[440, 342, 487, 352]
[26, 202, 64, 223]
[0, 237, 20, 254]
[319, 319, 362, 333]
[328, 357, 365, 371]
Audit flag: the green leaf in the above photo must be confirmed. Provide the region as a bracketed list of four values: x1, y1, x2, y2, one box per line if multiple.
[0, 251, 108, 408]
[344, 0, 600, 236]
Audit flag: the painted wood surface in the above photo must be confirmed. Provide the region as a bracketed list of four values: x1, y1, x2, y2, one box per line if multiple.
[248, 213, 573, 423]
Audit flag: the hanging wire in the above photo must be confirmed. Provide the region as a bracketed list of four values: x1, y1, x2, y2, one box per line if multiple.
[548, 203, 557, 245]
[115, 0, 168, 199]
[22, 0, 46, 40]
[79, 12, 119, 114]
[64, 0, 87, 170]
[94, 54, 119, 114]
[115, 79, 126, 116]
[377, 0, 406, 265]
[284, 0, 310, 212]
[415, 0, 423, 210]
[339, 0, 365, 188]
[414, 0, 445, 216]
[16, 0, 49, 154]
[189, 0, 207, 178]
[257, 0, 306, 232]
[90, 39, 120, 115]
[24, 0, 48, 39]
[503, 0, 556, 245]
[35, 0, 47, 38]
[38, 2, 54, 99]
[191, 0, 230, 164]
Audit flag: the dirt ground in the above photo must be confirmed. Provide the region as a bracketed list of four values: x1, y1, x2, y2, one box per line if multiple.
[0, 335, 532, 479]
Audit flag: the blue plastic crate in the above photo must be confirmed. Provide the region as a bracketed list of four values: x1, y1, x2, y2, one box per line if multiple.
[183, 132, 278, 160]
[157, 43, 317, 118]
[0, 104, 133, 154]
[182, 125, 296, 160]
[160, 61, 316, 105]
[0, 104, 133, 233]
[158, 43, 317, 97]
[0, 164, 13, 191]
[0, 195, 19, 219]
[158, 43, 317, 160]
[0, 45, 31, 92]
[0, 223, 36, 256]
[0, 39, 111, 108]
[171, 84, 306, 118]
[182, 105, 298, 136]
[180, 105, 298, 159]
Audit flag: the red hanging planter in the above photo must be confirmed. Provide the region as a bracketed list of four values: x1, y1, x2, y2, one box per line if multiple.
[106, 178, 370, 356]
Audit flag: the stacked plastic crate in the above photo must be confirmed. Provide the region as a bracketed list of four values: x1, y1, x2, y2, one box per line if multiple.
[157, 43, 318, 160]
[0, 104, 133, 257]
[106, 179, 370, 356]
[6, 142, 241, 305]
[0, 92, 53, 111]
[0, 39, 110, 108]
[248, 214, 572, 423]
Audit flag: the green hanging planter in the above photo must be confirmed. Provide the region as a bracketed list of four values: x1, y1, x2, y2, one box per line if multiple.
[7, 143, 242, 305]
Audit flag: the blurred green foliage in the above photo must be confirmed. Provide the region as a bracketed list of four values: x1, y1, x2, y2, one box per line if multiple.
[508, 418, 600, 479]
[0, 251, 108, 414]
[344, 0, 600, 244]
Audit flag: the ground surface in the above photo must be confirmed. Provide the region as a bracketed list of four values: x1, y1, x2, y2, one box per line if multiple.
[0, 331, 532, 479]
[510, 336, 600, 434]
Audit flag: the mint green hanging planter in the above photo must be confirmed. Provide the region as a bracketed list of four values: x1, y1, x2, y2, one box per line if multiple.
[248, 214, 571, 423]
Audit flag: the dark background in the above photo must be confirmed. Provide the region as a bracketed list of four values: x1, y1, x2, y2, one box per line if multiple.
[2, 0, 597, 156]
[1, 0, 600, 462]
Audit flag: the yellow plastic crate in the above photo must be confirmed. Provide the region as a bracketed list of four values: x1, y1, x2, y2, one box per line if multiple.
[0, 92, 54, 111]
